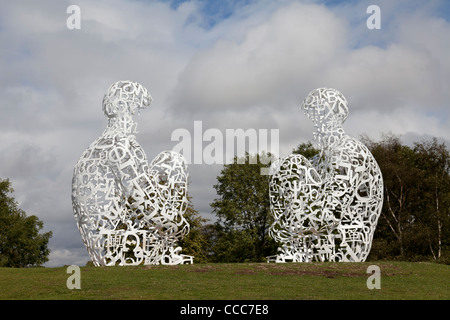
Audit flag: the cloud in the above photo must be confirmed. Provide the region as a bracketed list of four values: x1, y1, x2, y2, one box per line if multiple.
[170, 2, 349, 114]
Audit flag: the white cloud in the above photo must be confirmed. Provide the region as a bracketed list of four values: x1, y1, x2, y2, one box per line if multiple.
[171, 2, 349, 114]
[47, 248, 89, 268]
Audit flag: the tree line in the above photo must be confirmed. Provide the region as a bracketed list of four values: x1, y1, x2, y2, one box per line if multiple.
[1, 135, 448, 267]
[364, 135, 449, 262]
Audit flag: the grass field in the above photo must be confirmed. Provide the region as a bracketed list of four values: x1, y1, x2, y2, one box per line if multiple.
[0, 261, 448, 300]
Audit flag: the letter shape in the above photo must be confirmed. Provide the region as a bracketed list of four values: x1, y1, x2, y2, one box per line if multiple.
[66, 265, 81, 289]
[66, 5, 81, 30]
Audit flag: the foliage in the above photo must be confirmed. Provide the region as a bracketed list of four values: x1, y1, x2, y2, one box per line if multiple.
[177, 196, 211, 263]
[210, 152, 277, 262]
[0, 178, 52, 267]
[292, 141, 320, 158]
[364, 135, 450, 263]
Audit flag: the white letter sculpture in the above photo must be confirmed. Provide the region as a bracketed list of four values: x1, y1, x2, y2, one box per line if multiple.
[72, 80, 193, 266]
[268, 88, 383, 262]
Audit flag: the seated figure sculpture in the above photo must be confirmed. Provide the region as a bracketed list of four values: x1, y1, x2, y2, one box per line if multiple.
[72, 80, 192, 266]
[268, 88, 383, 262]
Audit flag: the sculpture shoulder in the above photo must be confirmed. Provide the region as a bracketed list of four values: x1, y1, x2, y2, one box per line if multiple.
[328, 135, 382, 176]
[111, 133, 139, 147]
[90, 132, 144, 152]
[77, 132, 147, 167]
[270, 154, 309, 176]
[329, 136, 372, 159]
[270, 154, 321, 184]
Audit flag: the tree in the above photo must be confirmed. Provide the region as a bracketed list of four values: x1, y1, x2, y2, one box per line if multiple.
[177, 196, 211, 263]
[292, 141, 320, 158]
[210, 152, 277, 262]
[413, 138, 450, 261]
[364, 135, 420, 258]
[0, 179, 52, 267]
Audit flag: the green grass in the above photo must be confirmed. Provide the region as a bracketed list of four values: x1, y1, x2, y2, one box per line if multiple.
[0, 261, 448, 300]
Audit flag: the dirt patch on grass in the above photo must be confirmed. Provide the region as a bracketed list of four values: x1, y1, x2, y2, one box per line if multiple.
[232, 262, 405, 278]
[234, 269, 258, 275]
[140, 262, 405, 278]
[187, 265, 218, 273]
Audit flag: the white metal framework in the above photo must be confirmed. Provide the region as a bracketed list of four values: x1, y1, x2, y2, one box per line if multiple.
[268, 88, 383, 262]
[72, 80, 192, 266]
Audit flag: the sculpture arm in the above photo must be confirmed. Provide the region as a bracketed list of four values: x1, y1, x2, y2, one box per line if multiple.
[148, 150, 189, 223]
[269, 154, 323, 240]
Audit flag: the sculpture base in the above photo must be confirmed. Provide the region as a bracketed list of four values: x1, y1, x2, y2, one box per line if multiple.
[83, 230, 194, 266]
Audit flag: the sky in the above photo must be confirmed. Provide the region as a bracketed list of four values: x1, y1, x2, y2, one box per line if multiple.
[0, 0, 449, 267]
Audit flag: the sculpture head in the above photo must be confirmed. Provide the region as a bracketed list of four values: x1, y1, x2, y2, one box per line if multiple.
[102, 80, 153, 120]
[300, 88, 348, 132]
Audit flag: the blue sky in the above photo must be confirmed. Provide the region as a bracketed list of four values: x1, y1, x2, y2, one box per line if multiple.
[166, 0, 253, 19]
[0, 0, 449, 267]
[162, 0, 450, 25]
